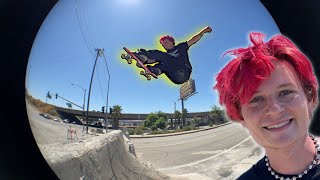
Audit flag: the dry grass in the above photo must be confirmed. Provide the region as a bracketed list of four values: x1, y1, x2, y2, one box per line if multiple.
[25, 92, 58, 116]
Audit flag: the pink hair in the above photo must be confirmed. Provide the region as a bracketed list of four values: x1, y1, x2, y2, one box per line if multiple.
[159, 35, 175, 45]
[214, 32, 318, 121]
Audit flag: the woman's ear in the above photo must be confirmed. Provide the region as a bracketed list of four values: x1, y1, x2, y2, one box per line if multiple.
[307, 98, 315, 120]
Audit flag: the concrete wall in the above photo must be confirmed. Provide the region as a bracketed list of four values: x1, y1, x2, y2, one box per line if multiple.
[38, 130, 169, 180]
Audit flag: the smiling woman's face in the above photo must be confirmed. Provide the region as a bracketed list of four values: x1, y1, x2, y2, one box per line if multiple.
[240, 61, 314, 150]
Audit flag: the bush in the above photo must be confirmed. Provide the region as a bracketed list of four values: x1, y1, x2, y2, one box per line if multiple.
[128, 128, 135, 135]
[190, 125, 197, 130]
[134, 127, 143, 135]
[139, 126, 148, 130]
[209, 122, 213, 127]
[162, 129, 169, 134]
[150, 131, 163, 135]
[151, 125, 157, 131]
[174, 129, 184, 133]
[182, 126, 191, 131]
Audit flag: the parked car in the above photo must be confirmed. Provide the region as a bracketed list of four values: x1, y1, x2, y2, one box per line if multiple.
[63, 119, 69, 123]
[53, 118, 60, 122]
[90, 121, 97, 126]
[39, 112, 45, 117]
[44, 114, 51, 119]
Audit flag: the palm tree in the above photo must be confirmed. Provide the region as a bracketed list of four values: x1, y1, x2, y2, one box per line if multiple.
[174, 110, 181, 129]
[182, 108, 188, 126]
[112, 105, 122, 129]
[210, 105, 224, 124]
[192, 116, 201, 128]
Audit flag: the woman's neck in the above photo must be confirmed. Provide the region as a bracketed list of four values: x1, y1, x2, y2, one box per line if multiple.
[265, 134, 317, 175]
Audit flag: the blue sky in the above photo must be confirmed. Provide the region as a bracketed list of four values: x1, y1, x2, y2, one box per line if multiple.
[26, 0, 279, 114]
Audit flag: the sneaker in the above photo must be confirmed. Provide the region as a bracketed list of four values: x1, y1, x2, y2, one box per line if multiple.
[138, 55, 148, 64]
[136, 62, 143, 68]
[121, 53, 132, 60]
[147, 65, 161, 75]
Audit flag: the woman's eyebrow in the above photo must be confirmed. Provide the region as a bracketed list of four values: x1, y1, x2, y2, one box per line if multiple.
[277, 83, 295, 89]
[252, 83, 295, 94]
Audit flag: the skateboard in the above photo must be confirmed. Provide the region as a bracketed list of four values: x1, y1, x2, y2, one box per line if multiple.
[122, 47, 158, 81]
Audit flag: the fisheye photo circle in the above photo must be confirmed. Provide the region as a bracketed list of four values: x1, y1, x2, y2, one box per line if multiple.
[25, 0, 281, 179]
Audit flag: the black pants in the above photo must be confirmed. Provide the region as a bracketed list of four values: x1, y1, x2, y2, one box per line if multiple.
[134, 49, 172, 72]
[134, 49, 191, 84]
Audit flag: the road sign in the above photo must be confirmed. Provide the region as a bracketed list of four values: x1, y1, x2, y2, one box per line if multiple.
[180, 79, 196, 100]
[66, 102, 72, 108]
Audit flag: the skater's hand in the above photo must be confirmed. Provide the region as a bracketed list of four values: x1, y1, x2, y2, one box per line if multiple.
[188, 26, 213, 47]
[203, 26, 212, 33]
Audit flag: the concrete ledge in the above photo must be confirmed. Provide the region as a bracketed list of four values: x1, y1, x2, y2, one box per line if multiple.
[130, 122, 232, 138]
[39, 130, 169, 180]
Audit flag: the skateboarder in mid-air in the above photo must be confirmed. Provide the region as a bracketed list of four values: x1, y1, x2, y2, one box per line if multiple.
[121, 26, 212, 84]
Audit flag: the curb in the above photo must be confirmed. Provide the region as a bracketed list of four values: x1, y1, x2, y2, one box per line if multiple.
[129, 122, 232, 138]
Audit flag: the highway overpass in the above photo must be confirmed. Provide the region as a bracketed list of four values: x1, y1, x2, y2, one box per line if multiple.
[55, 106, 212, 120]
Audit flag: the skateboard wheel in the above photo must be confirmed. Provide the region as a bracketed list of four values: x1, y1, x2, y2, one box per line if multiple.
[128, 59, 132, 64]
[140, 71, 144, 75]
[147, 76, 151, 81]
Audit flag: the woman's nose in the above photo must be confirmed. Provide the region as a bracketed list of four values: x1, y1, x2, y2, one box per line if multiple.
[264, 97, 283, 116]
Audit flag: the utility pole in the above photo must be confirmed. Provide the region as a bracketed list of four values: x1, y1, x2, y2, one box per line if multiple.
[178, 78, 197, 127]
[86, 48, 103, 134]
[101, 50, 110, 132]
[181, 99, 185, 126]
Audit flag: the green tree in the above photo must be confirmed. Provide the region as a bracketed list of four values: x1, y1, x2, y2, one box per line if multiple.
[210, 105, 224, 124]
[112, 105, 122, 129]
[157, 111, 168, 120]
[144, 113, 158, 127]
[155, 117, 167, 129]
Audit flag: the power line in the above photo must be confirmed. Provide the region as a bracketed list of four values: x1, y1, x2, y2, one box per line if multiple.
[82, 0, 100, 49]
[74, 0, 95, 57]
[96, 63, 106, 101]
[102, 53, 111, 106]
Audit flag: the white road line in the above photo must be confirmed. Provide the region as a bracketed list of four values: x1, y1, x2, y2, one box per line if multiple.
[158, 136, 252, 171]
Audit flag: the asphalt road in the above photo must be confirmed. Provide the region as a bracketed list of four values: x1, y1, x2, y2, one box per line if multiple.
[130, 123, 264, 179]
[26, 101, 263, 179]
[26, 101, 92, 145]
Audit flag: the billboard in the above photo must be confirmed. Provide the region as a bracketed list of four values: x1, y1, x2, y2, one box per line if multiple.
[180, 79, 196, 100]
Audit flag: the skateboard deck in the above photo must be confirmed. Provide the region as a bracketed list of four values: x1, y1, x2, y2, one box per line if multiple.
[123, 47, 158, 80]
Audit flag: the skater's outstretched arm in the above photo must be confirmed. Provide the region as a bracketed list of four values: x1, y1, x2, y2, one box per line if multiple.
[187, 26, 212, 47]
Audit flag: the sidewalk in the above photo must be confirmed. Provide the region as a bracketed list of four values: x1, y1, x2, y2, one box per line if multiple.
[129, 122, 232, 138]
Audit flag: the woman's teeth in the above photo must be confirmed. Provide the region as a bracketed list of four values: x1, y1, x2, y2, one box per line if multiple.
[266, 119, 291, 129]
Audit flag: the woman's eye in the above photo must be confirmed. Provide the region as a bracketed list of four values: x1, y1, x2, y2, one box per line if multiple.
[250, 96, 263, 103]
[279, 90, 293, 96]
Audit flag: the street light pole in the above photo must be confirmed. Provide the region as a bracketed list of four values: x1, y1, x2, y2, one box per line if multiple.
[83, 89, 86, 131]
[71, 83, 86, 132]
[102, 51, 110, 131]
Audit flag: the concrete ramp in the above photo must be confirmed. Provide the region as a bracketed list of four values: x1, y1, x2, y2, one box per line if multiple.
[39, 130, 169, 180]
